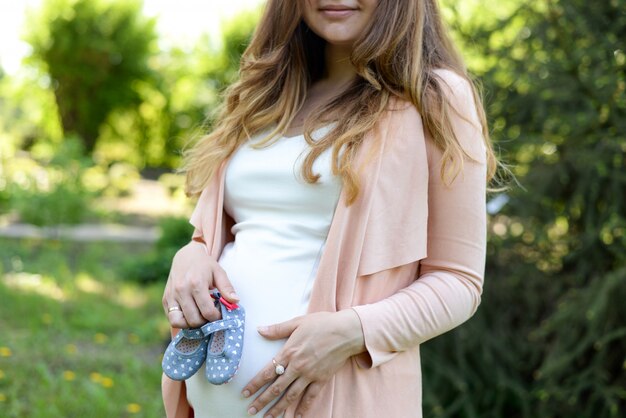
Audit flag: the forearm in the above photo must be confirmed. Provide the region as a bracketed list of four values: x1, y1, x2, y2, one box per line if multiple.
[351, 266, 482, 367]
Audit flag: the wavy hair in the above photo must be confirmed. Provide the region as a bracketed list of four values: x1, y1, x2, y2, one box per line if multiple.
[181, 0, 498, 204]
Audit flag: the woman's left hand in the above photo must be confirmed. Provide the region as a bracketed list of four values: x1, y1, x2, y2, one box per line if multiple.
[242, 310, 365, 417]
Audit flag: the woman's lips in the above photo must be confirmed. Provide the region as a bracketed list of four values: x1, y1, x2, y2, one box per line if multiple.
[319, 8, 357, 19]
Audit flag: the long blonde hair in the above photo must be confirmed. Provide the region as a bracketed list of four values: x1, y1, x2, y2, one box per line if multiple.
[182, 0, 497, 204]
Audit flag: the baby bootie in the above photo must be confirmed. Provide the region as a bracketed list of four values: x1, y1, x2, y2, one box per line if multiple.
[204, 292, 246, 385]
[162, 327, 209, 381]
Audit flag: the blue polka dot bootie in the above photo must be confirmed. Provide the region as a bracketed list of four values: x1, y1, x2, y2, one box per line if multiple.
[162, 325, 209, 381]
[204, 293, 245, 385]
[162, 291, 245, 384]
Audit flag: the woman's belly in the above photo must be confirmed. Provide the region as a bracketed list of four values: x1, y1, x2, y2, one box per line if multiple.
[185, 236, 325, 417]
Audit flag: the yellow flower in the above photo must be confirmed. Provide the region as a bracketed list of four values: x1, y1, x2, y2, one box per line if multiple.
[94, 333, 108, 344]
[0, 347, 12, 357]
[65, 344, 77, 355]
[42, 313, 52, 324]
[63, 370, 76, 381]
[90, 372, 102, 383]
[101, 377, 114, 388]
[0, 393, 6, 402]
[127, 403, 142, 413]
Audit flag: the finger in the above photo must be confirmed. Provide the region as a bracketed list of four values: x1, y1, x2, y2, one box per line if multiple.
[265, 377, 310, 418]
[190, 279, 221, 322]
[173, 275, 208, 327]
[212, 264, 239, 303]
[166, 309, 189, 329]
[246, 367, 298, 416]
[164, 296, 190, 328]
[242, 357, 288, 399]
[295, 381, 325, 417]
[162, 280, 178, 315]
[257, 316, 303, 340]
[176, 292, 206, 328]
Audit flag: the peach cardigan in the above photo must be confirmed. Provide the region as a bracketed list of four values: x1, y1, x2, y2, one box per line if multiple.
[162, 70, 487, 418]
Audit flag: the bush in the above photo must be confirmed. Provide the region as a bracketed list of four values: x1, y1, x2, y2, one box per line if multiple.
[3, 137, 96, 225]
[11, 180, 91, 226]
[122, 216, 193, 284]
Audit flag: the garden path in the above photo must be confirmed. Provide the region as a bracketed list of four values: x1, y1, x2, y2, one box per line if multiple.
[0, 179, 190, 243]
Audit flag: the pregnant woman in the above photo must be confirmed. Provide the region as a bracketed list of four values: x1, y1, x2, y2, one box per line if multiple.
[161, 1, 498, 417]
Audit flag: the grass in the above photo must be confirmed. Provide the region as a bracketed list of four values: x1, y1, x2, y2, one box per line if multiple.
[0, 237, 171, 418]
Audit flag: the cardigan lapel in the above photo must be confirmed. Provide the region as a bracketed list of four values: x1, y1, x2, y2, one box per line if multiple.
[305, 118, 388, 313]
[306, 101, 429, 313]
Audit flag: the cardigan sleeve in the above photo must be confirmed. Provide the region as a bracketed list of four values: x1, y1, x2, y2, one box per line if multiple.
[351, 70, 487, 368]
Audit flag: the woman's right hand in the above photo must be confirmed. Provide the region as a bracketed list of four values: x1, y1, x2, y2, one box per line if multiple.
[162, 240, 239, 329]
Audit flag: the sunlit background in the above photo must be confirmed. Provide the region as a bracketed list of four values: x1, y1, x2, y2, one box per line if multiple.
[0, 0, 624, 417]
[0, 0, 264, 74]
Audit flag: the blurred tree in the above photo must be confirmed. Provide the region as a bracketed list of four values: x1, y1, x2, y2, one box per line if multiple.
[421, 0, 626, 417]
[0, 71, 63, 154]
[25, 0, 157, 153]
[205, 8, 260, 92]
[94, 7, 260, 169]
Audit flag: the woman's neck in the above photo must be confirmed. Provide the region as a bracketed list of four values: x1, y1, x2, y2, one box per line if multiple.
[322, 43, 357, 89]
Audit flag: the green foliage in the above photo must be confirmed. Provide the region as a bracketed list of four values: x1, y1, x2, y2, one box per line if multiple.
[86, 6, 259, 169]
[121, 216, 193, 284]
[4, 138, 96, 225]
[207, 9, 260, 91]
[11, 180, 91, 226]
[137, 8, 260, 166]
[0, 70, 63, 153]
[14, 2, 259, 170]
[25, 0, 157, 153]
[531, 268, 626, 415]
[0, 134, 144, 225]
[422, 1, 626, 417]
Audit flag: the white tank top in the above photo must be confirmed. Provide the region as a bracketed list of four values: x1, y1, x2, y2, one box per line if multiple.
[185, 125, 342, 417]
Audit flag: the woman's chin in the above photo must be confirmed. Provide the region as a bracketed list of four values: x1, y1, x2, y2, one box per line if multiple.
[319, 32, 358, 49]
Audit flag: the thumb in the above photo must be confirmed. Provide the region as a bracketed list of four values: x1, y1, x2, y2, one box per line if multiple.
[212, 264, 239, 303]
[258, 316, 303, 340]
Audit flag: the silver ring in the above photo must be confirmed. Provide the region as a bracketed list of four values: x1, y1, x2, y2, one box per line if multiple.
[272, 358, 285, 376]
[168, 306, 182, 313]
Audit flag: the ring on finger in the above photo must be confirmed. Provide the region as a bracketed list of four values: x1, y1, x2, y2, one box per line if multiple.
[168, 306, 182, 313]
[272, 358, 286, 376]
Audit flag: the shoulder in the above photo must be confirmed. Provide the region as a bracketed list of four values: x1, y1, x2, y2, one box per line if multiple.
[432, 68, 474, 95]
[431, 68, 486, 163]
[432, 68, 482, 131]
[384, 69, 478, 128]
[380, 68, 485, 163]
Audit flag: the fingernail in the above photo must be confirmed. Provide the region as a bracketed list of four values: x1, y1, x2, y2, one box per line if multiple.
[257, 326, 268, 333]
[297, 415, 302, 418]
[242, 389, 250, 398]
[248, 406, 257, 415]
[230, 291, 239, 300]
